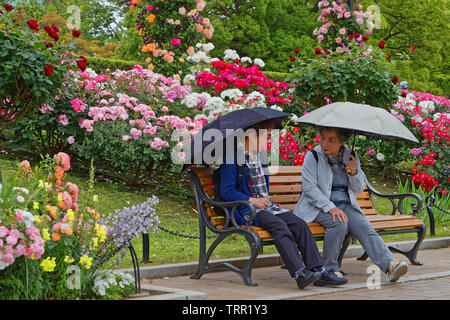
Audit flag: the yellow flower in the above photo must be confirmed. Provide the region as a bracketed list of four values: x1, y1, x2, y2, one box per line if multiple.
[38, 180, 44, 188]
[33, 215, 41, 223]
[93, 195, 98, 202]
[42, 228, 50, 242]
[95, 224, 107, 242]
[179, 57, 185, 63]
[91, 237, 99, 248]
[79, 255, 93, 270]
[40, 257, 56, 272]
[57, 194, 63, 201]
[64, 255, 75, 264]
[147, 64, 154, 71]
[67, 209, 75, 221]
[33, 202, 39, 209]
[44, 182, 52, 190]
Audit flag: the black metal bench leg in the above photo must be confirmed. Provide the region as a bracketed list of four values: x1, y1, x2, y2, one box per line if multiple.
[240, 234, 261, 286]
[191, 223, 208, 280]
[388, 223, 426, 265]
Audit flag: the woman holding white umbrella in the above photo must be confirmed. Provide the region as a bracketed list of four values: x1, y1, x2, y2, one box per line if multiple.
[293, 102, 419, 283]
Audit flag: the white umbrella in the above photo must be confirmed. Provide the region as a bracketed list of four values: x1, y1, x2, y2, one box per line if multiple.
[296, 102, 419, 143]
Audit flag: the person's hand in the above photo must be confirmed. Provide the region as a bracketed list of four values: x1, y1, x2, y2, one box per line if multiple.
[329, 207, 348, 223]
[346, 154, 357, 176]
[249, 197, 270, 209]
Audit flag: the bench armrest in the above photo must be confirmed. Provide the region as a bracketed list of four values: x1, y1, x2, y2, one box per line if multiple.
[187, 170, 258, 229]
[366, 180, 423, 216]
[204, 197, 258, 229]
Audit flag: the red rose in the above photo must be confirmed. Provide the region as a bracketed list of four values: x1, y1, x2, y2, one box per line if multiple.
[43, 25, 52, 33]
[44, 64, 54, 77]
[353, 32, 360, 38]
[392, 76, 399, 85]
[26, 19, 39, 31]
[2, 4, 13, 11]
[441, 189, 447, 196]
[49, 31, 59, 41]
[72, 29, 81, 38]
[362, 36, 369, 42]
[410, 46, 416, 51]
[80, 55, 88, 63]
[378, 40, 386, 49]
[44, 41, 54, 48]
[348, 34, 354, 40]
[315, 48, 323, 55]
[292, 127, 300, 132]
[290, 56, 296, 62]
[294, 48, 300, 54]
[51, 25, 59, 33]
[386, 54, 391, 60]
[77, 59, 87, 72]
[324, 48, 330, 54]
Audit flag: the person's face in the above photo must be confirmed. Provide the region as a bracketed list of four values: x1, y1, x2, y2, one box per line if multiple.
[245, 125, 274, 153]
[319, 128, 345, 157]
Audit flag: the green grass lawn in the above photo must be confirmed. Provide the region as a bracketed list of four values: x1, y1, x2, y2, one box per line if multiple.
[0, 154, 448, 271]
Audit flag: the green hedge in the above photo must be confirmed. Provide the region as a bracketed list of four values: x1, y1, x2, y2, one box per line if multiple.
[264, 71, 293, 82]
[86, 57, 145, 74]
[87, 57, 294, 83]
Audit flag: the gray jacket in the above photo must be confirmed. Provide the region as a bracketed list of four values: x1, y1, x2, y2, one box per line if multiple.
[293, 145, 367, 223]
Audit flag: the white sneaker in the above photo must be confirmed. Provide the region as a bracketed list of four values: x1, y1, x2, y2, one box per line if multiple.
[388, 260, 408, 282]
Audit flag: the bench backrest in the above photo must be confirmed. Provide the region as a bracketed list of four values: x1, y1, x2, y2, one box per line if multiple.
[191, 166, 377, 230]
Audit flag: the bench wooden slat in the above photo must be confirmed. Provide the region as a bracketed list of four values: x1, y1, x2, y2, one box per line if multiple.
[268, 175, 302, 184]
[192, 167, 214, 178]
[270, 194, 300, 204]
[355, 191, 370, 199]
[199, 177, 214, 186]
[358, 200, 373, 209]
[362, 208, 378, 215]
[267, 166, 302, 175]
[269, 184, 302, 194]
[370, 219, 424, 231]
[366, 215, 419, 222]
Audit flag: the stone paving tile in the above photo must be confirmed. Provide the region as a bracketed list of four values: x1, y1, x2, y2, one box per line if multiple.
[149, 248, 450, 300]
[295, 276, 450, 300]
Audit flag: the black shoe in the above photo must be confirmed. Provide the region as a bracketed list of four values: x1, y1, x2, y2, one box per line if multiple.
[295, 268, 322, 289]
[314, 270, 348, 286]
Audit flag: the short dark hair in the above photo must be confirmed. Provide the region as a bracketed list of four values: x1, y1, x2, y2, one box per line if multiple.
[319, 126, 353, 142]
[247, 118, 282, 131]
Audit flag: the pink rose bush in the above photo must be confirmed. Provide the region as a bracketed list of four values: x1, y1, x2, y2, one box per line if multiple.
[313, 0, 375, 50]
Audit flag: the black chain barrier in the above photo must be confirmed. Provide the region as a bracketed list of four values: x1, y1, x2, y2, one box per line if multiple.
[156, 225, 217, 239]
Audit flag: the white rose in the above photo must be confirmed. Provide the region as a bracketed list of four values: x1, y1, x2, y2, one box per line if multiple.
[254, 58, 265, 68]
[376, 153, 385, 161]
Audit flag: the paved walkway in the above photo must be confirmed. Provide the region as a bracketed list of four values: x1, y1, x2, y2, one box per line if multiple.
[147, 247, 450, 300]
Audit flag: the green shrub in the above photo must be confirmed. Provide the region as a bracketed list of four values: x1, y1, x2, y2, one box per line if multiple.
[87, 57, 145, 74]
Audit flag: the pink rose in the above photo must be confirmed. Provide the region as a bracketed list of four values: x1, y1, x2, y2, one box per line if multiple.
[0, 226, 9, 238]
[170, 38, 181, 46]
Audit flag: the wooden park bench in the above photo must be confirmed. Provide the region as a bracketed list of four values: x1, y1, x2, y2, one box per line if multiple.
[186, 165, 426, 286]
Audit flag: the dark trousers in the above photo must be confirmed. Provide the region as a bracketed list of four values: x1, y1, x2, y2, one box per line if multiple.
[257, 210, 324, 277]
